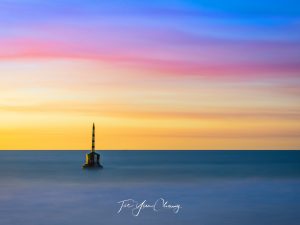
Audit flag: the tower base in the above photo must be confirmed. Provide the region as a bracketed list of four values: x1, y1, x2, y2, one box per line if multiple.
[82, 151, 103, 169]
[82, 163, 103, 169]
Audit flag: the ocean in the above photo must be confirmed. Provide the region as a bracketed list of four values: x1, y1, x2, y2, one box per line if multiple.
[0, 150, 299, 225]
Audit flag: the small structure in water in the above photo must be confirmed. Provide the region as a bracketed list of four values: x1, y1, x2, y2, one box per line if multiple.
[83, 123, 103, 169]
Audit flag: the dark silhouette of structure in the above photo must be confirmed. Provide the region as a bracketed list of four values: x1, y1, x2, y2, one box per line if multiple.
[83, 123, 103, 168]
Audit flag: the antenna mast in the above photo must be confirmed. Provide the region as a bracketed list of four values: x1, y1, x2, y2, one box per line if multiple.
[92, 123, 95, 152]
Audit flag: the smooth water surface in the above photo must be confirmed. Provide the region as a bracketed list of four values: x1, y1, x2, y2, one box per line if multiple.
[0, 150, 299, 225]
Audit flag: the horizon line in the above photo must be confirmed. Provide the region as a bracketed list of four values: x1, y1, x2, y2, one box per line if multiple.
[0, 149, 299, 151]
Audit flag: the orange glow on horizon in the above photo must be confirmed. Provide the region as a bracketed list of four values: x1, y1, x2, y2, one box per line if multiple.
[0, 59, 299, 150]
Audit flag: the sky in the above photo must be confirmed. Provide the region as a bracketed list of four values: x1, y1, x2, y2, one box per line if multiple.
[0, 0, 299, 150]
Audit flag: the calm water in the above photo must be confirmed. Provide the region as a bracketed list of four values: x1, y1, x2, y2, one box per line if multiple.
[0, 150, 299, 225]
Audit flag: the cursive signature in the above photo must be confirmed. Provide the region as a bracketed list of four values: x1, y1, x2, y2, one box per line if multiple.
[117, 198, 182, 216]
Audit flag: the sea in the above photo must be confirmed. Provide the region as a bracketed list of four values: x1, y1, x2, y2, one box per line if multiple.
[0, 150, 299, 225]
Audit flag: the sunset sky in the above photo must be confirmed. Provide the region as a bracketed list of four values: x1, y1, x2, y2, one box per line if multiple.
[0, 0, 299, 150]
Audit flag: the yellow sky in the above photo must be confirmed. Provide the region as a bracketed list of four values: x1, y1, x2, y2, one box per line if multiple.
[0, 59, 299, 150]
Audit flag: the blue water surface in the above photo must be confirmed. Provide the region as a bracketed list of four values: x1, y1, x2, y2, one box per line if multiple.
[0, 150, 299, 225]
